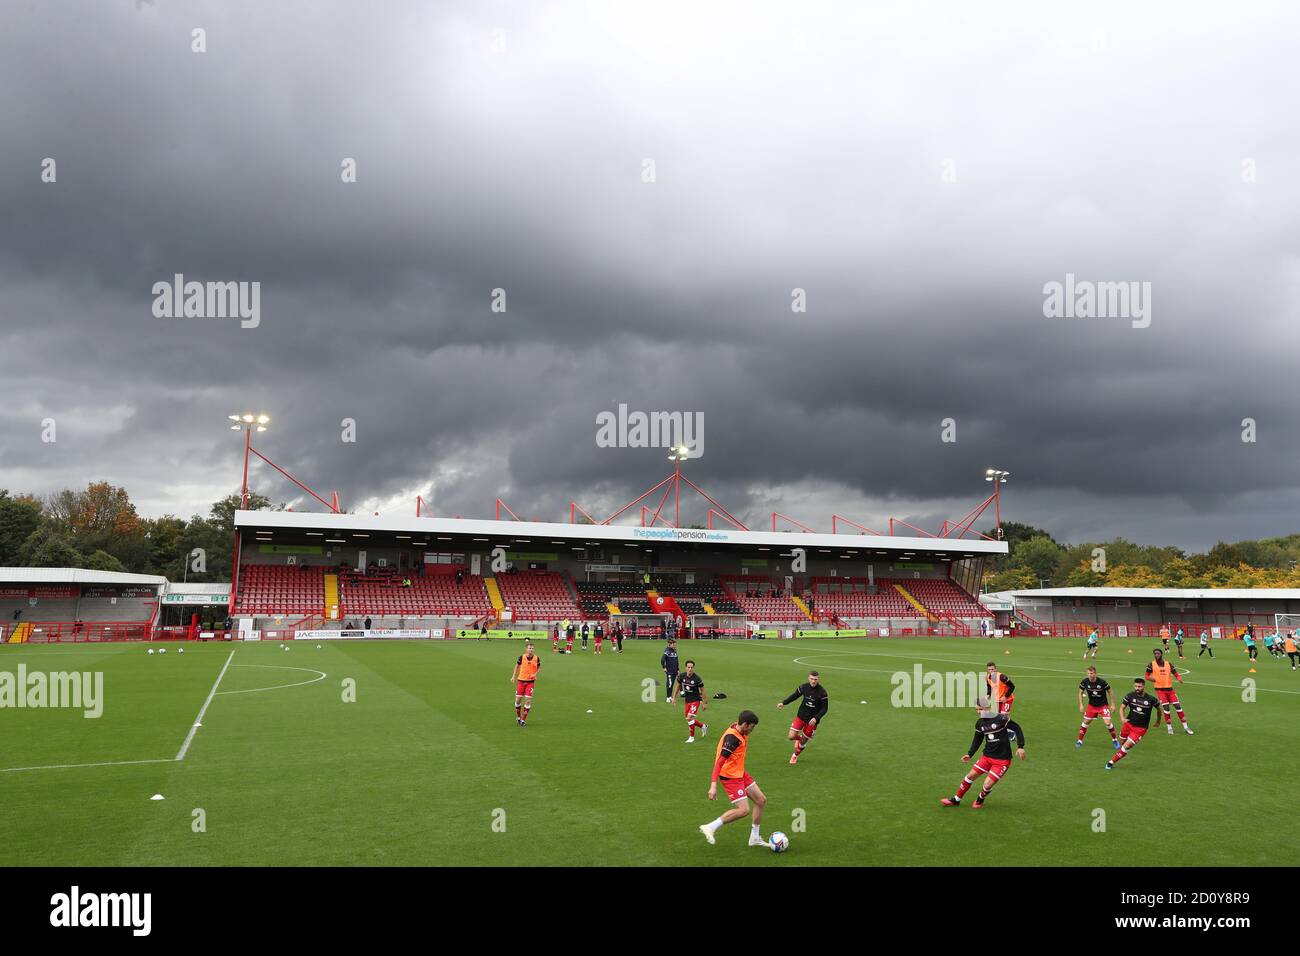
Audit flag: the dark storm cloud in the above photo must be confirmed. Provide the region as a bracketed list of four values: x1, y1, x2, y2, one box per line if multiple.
[2, 0, 1299, 549]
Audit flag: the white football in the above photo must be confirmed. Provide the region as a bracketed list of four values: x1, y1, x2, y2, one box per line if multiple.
[147, 648, 154, 655]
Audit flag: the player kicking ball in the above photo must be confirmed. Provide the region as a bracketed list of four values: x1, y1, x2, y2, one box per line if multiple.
[1106, 677, 1160, 770]
[509, 641, 541, 726]
[941, 697, 1027, 809]
[777, 670, 828, 764]
[700, 710, 769, 847]
[1076, 666, 1120, 750]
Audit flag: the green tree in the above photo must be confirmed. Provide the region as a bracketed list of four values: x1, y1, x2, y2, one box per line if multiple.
[1013, 535, 1065, 584]
[0, 490, 42, 565]
[984, 522, 1058, 570]
[208, 491, 276, 531]
[83, 549, 127, 573]
[985, 565, 1035, 592]
[20, 524, 84, 568]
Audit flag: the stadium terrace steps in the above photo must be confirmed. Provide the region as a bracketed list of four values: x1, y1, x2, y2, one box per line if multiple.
[605, 602, 620, 616]
[703, 602, 716, 614]
[323, 573, 340, 619]
[902, 578, 993, 619]
[893, 583, 937, 622]
[6, 622, 32, 643]
[790, 595, 815, 621]
[484, 578, 505, 612]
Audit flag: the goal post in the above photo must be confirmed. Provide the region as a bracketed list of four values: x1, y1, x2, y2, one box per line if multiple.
[609, 612, 670, 638]
[689, 613, 747, 640]
[1272, 614, 1300, 639]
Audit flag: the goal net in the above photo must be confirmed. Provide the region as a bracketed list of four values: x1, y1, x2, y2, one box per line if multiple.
[689, 614, 747, 640]
[1272, 614, 1300, 639]
[609, 613, 670, 639]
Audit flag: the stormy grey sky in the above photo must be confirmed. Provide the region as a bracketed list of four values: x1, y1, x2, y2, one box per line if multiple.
[1, 0, 1298, 551]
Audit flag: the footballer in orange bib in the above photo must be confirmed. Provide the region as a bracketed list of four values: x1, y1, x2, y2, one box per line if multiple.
[985, 662, 1015, 715]
[699, 710, 770, 848]
[510, 642, 541, 726]
[1145, 647, 1193, 736]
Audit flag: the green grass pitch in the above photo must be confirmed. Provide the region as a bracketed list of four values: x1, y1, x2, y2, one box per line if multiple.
[1, 636, 1295, 866]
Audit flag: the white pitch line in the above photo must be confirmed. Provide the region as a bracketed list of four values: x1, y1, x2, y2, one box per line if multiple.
[216, 663, 327, 695]
[790, 647, 1300, 695]
[0, 757, 174, 775]
[175, 649, 235, 761]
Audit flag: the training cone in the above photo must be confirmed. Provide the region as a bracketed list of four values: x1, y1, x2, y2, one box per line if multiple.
[1127, 649, 1133, 654]
[1248, 667, 1257, 673]
[1004, 650, 1010, 655]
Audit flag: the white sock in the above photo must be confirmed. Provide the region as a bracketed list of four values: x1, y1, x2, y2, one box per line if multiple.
[751, 824, 761, 838]
[706, 818, 724, 832]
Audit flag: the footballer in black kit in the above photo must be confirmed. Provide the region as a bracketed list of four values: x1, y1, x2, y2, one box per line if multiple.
[1106, 678, 1161, 770]
[941, 701, 1027, 808]
[777, 671, 828, 765]
[1076, 666, 1120, 750]
[673, 660, 708, 743]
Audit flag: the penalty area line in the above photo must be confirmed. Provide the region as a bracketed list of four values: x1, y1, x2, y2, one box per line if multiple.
[0, 757, 174, 775]
[175, 649, 235, 761]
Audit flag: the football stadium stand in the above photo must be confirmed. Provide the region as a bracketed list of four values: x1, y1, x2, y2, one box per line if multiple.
[338, 567, 492, 617]
[234, 564, 325, 616]
[0, 568, 163, 643]
[494, 570, 581, 622]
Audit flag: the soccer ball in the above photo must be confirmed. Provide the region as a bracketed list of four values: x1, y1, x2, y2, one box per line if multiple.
[769, 831, 789, 853]
[159, 648, 166, 655]
[147, 648, 154, 655]
[178, 648, 184, 654]
[283, 646, 289, 652]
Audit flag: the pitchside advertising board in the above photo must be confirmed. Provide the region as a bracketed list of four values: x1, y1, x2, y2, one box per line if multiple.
[298, 629, 440, 640]
[82, 586, 156, 598]
[457, 629, 551, 640]
[0, 586, 79, 598]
